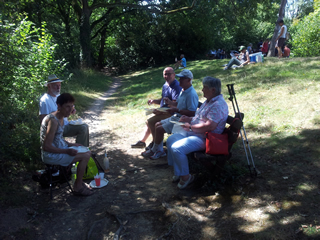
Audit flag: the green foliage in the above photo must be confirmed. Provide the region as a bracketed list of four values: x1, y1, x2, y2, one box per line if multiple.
[0, 17, 67, 169]
[290, 9, 320, 57]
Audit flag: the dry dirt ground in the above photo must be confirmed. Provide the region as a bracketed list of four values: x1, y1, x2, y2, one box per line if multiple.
[0, 78, 319, 240]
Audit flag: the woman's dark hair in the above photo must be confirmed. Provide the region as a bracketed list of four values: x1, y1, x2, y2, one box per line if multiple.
[56, 93, 75, 106]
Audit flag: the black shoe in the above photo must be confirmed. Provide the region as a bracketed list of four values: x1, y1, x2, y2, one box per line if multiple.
[145, 142, 154, 151]
[131, 141, 146, 148]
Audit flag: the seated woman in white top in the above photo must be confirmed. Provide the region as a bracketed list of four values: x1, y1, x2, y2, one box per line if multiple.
[40, 93, 93, 196]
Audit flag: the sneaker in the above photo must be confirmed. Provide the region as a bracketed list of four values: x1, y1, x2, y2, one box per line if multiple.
[149, 150, 166, 160]
[223, 66, 228, 70]
[177, 174, 195, 189]
[141, 149, 154, 157]
[172, 175, 180, 183]
[131, 141, 146, 148]
[145, 142, 154, 151]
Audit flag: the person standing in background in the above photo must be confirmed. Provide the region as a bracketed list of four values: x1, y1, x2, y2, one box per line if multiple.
[275, 19, 287, 58]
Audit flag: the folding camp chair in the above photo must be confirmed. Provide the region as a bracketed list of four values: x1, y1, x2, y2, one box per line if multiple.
[46, 164, 73, 200]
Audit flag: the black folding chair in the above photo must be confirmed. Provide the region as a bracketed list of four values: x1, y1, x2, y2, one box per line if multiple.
[46, 164, 73, 200]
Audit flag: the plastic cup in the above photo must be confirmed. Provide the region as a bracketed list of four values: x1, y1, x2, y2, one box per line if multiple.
[94, 177, 101, 187]
[99, 172, 104, 180]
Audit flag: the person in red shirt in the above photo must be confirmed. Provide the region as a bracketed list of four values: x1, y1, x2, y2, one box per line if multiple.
[261, 39, 269, 56]
[283, 45, 290, 58]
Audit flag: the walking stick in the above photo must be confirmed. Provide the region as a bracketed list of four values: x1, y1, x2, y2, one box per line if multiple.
[227, 84, 257, 177]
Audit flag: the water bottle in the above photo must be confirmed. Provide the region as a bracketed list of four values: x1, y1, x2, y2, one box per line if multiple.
[71, 163, 77, 184]
[103, 151, 110, 173]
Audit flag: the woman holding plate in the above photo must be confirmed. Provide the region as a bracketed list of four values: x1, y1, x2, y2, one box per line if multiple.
[166, 77, 229, 189]
[40, 93, 93, 196]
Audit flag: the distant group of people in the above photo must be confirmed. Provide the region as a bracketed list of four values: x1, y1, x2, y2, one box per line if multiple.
[261, 20, 290, 58]
[207, 49, 226, 59]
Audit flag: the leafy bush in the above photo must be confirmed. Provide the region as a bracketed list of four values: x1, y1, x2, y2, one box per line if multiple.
[290, 10, 320, 57]
[0, 17, 67, 171]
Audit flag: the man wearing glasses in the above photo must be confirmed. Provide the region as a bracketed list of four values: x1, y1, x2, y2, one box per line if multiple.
[131, 67, 182, 150]
[39, 74, 89, 147]
[141, 69, 199, 160]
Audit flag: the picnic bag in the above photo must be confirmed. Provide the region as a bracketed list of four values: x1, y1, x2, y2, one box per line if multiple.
[76, 157, 99, 180]
[205, 132, 229, 155]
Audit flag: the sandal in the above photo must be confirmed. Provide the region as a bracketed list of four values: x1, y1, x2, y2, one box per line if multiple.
[73, 186, 94, 196]
[82, 182, 93, 190]
[177, 174, 194, 189]
[172, 175, 180, 183]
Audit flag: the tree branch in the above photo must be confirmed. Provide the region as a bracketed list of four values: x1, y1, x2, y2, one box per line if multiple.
[90, 0, 197, 14]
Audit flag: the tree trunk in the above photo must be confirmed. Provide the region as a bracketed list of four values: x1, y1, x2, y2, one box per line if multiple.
[79, 1, 92, 68]
[98, 28, 107, 69]
[267, 0, 287, 57]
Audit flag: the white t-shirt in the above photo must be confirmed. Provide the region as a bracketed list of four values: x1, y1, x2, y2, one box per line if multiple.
[279, 25, 287, 38]
[39, 93, 69, 125]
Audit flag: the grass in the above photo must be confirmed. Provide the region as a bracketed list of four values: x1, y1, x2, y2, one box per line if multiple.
[63, 69, 114, 118]
[99, 56, 320, 239]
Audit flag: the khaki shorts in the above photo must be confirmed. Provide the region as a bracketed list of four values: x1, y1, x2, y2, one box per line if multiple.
[147, 112, 171, 128]
[160, 114, 181, 134]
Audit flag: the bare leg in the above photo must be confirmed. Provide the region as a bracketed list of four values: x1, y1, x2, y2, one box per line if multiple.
[154, 122, 166, 145]
[140, 125, 151, 142]
[72, 151, 91, 191]
[277, 47, 283, 58]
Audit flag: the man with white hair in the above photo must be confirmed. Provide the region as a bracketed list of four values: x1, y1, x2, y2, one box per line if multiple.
[141, 69, 199, 160]
[39, 74, 89, 147]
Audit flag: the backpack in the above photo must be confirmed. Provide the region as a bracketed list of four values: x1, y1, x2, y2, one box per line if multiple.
[76, 154, 104, 179]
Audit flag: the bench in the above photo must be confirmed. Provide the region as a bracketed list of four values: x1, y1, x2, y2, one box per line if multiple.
[189, 112, 244, 177]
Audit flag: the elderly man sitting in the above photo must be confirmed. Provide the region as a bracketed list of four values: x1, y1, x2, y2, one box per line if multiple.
[141, 69, 199, 160]
[166, 77, 229, 189]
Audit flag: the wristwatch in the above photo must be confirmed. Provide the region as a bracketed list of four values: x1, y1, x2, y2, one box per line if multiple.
[189, 126, 192, 132]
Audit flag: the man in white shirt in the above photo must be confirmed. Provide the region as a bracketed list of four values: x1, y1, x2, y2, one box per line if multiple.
[39, 74, 89, 146]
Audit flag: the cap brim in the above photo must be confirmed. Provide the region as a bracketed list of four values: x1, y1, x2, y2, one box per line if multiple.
[176, 74, 185, 78]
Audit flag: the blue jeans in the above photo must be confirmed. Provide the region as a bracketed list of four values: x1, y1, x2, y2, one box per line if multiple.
[226, 57, 242, 69]
[166, 133, 206, 176]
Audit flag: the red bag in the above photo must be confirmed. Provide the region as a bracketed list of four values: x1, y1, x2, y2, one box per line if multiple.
[205, 132, 229, 155]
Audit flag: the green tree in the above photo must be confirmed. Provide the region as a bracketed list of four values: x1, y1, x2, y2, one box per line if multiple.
[290, 7, 320, 56]
[0, 16, 67, 165]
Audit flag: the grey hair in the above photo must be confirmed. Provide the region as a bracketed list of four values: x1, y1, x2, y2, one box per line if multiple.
[202, 77, 221, 95]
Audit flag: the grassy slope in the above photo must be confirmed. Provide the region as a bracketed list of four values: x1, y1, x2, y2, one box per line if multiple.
[62, 69, 114, 118]
[104, 57, 320, 239]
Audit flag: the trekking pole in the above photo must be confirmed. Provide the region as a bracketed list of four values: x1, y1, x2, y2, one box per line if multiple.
[227, 84, 257, 177]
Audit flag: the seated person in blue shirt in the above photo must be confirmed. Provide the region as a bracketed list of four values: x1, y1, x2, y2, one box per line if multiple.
[174, 54, 187, 69]
[131, 67, 182, 150]
[141, 69, 199, 160]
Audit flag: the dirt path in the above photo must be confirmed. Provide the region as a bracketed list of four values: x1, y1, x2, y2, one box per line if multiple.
[0, 78, 206, 239]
